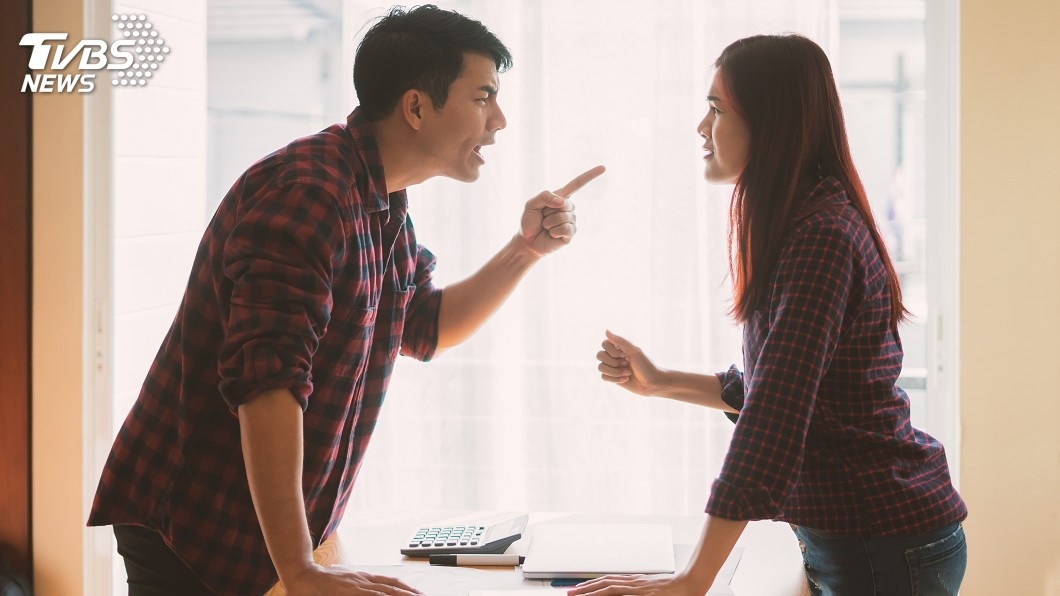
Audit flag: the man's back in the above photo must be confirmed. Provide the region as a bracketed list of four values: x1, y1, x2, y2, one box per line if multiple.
[89, 109, 443, 594]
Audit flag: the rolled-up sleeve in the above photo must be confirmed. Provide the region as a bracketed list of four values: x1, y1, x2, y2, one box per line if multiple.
[717, 365, 745, 424]
[399, 245, 442, 362]
[217, 183, 345, 411]
[706, 220, 854, 521]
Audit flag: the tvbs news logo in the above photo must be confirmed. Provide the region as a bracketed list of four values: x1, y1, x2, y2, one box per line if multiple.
[20, 14, 170, 93]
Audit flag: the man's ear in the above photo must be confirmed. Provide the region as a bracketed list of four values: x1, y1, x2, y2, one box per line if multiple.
[401, 89, 425, 130]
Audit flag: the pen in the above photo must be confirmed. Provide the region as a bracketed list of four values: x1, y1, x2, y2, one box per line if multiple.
[428, 554, 525, 567]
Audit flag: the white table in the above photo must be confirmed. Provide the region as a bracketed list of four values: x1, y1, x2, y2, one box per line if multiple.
[333, 509, 810, 595]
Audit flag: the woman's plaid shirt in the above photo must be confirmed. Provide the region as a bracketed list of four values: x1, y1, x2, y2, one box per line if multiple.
[708, 177, 967, 536]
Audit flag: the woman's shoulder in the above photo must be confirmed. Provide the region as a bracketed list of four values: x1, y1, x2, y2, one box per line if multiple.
[791, 178, 871, 241]
[793, 176, 853, 222]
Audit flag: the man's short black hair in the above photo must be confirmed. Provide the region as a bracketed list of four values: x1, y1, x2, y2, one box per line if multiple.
[353, 4, 513, 121]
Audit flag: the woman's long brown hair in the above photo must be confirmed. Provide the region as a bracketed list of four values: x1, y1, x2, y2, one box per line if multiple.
[717, 34, 907, 328]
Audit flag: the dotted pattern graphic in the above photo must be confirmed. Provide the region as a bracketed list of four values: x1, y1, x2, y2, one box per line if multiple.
[111, 14, 170, 87]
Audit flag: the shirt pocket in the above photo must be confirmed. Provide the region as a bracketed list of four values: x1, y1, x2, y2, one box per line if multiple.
[904, 524, 967, 593]
[333, 304, 377, 379]
[375, 284, 415, 364]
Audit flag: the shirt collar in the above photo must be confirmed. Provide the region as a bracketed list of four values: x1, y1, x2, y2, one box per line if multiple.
[793, 176, 849, 222]
[345, 107, 397, 214]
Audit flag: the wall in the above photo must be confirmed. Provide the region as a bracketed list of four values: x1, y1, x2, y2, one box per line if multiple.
[960, 1, 1060, 594]
[30, 0, 207, 593]
[109, 0, 207, 448]
[206, 32, 344, 208]
[30, 0, 86, 590]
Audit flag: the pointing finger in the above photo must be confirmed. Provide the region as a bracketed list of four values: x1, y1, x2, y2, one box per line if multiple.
[553, 165, 606, 197]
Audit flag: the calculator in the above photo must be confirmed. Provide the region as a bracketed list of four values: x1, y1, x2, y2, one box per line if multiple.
[400, 514, 528, 557]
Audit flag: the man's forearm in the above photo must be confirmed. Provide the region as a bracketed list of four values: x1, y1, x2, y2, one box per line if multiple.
[238, 389, 316, 587]
[437, 234, 539, 349]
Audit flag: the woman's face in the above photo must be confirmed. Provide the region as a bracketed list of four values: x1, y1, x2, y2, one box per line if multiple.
[697, 70, 751, 185]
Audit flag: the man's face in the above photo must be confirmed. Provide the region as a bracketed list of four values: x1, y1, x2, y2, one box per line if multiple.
[418, 52, 507, 182]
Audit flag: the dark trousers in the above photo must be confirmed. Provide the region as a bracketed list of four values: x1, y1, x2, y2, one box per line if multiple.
[113, 525, 213, 595]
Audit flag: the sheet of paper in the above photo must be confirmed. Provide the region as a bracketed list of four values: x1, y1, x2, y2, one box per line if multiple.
[333, 564, 551, 595]
[335, 547, 740, 596]
[465, 548, 742, 596]
[469, 591, 567, 596]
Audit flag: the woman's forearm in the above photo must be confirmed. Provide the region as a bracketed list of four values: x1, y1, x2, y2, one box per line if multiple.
[656, 370, 738, 414]
[681, 515, 749, 591]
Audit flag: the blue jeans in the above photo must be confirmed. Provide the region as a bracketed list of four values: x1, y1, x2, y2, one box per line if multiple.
[792, 522, 967, 596]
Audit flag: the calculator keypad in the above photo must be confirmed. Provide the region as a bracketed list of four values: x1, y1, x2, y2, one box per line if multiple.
[400, 514, 526, 557]
[408, 525, 486, 549]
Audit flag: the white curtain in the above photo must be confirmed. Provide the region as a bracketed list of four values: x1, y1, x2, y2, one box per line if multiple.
[347, 0, 837, 515]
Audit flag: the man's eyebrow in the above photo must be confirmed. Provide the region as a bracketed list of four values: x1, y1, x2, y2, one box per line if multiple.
[478, 85, 498, 96]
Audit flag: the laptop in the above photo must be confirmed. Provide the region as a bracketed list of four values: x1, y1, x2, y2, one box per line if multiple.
[521, 523, 676, 580]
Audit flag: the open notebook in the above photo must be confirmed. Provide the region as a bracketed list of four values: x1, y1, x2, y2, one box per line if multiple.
[521, 523, 676, 580]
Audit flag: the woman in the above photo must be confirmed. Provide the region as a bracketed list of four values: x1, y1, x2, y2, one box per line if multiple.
[575, 34, 967, 596]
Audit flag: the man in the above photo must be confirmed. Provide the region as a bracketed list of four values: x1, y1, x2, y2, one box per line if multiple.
[88, 5, 604, 595]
